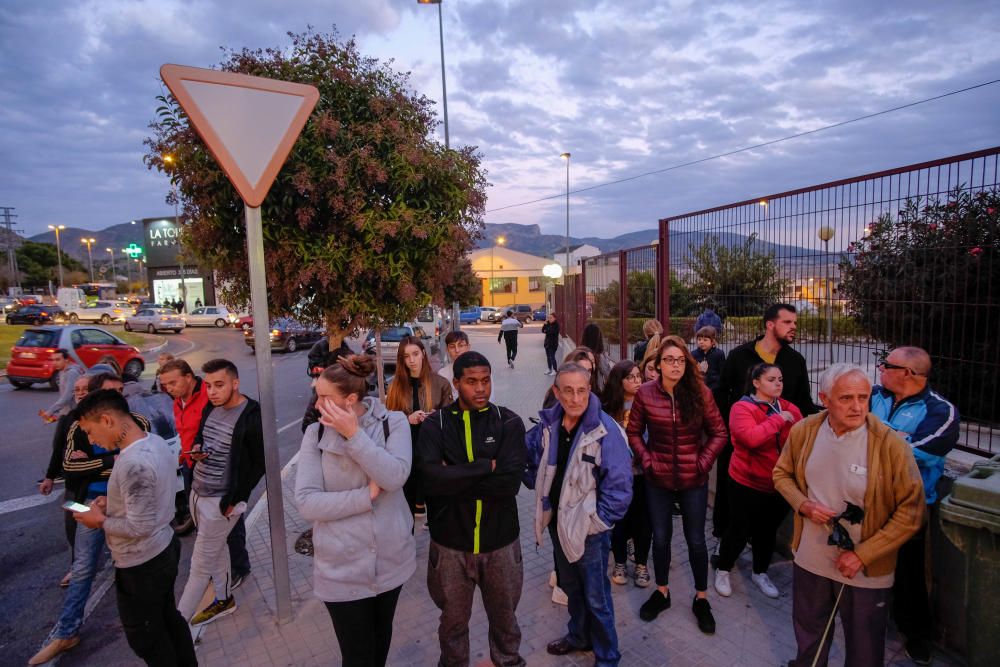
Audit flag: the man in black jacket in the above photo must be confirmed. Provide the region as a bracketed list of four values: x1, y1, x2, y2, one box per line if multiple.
[713, 303, 819, 540]
[416, 351, 527, 667]
[176, 358, 265, 627]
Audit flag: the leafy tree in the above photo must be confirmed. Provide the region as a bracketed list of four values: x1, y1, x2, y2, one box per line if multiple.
[685, 233, 787, 317]
[589, 269, 696, 320]
[15, 241, 85, 288]
[144, 29, 486, 349]
[839, 187, 999, 422]
[442, 258, 481, 307]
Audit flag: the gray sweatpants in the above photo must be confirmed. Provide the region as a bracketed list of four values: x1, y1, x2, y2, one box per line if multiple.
[426, 539, 525, 667]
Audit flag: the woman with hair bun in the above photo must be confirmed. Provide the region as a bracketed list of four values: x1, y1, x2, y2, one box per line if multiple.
[294, 354, 415, 667]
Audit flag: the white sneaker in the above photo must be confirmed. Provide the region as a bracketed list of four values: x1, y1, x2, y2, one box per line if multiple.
[751, 572, 779, 599]
[551, 586, 568, 605]
[714, 570, 732, 597]
[549, 570, 557, 588]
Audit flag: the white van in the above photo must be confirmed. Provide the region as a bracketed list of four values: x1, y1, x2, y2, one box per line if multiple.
[57, 288, 87, 316]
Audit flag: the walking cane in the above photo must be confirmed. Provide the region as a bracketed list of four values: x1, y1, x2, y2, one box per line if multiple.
[808, 502, 863, 667]
[810, 583, 845, 667]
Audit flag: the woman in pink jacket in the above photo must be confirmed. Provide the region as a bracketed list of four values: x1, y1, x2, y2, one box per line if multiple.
[713, 363, 802, 600]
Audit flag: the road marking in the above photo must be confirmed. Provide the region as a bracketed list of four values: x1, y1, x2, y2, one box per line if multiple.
[0, 491, 59, 516]
[243, 419, 302, 531]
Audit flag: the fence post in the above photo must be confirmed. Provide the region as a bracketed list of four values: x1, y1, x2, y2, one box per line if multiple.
[618, 250, 628, 361]
[657, 218, 671, 327]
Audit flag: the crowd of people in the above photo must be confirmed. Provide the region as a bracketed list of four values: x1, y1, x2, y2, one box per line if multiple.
[31, 302, 960, 667]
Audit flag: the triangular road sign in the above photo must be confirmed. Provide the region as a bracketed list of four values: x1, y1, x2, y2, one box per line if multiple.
[160, 64, 320, 207]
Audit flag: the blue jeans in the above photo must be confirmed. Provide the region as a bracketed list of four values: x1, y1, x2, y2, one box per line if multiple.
[52, 523, 106, 639]
[645, 482, 709, 591]
[550, 526, 620, 667]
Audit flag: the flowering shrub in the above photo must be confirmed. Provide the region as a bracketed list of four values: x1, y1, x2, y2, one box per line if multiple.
[839, 187, 1000, 422]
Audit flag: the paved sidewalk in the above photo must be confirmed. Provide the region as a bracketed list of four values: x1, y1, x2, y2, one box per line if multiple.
[196, 326, 957, 666]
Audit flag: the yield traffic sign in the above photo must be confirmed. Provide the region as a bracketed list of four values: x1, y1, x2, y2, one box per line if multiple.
[159, 65, 320, 207]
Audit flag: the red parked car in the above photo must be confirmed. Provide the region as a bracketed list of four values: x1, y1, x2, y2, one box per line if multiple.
[5, 325, 145, 389]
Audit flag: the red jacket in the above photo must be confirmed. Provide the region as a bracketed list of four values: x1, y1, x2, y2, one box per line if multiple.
[728, 396, 802, 493]
[627, 381, 728, 490]
[173, 377, 210, 466]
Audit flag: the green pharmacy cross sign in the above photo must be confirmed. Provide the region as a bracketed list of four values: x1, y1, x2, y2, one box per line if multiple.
[122, 243, 143, 259]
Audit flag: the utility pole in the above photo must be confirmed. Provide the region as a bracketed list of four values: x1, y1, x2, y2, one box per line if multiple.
[1, 207, 23, 291]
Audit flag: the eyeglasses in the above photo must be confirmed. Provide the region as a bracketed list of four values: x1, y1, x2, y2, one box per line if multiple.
[878, 360, 916, 374]
[660, 356, 686, 366]
[625, 372, 643, 381]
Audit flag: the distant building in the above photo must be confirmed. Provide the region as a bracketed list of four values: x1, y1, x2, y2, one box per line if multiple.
[141, 216, 215, 310]
[554, 243, 601, 273]
[467, 246, 555, 309]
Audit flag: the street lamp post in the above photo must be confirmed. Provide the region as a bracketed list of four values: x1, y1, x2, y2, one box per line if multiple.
[490, 235, 506, 306]
[81, 238, 96, 282]
[560, 153, 571, 278]
[417, 0, 449, 148]
[47, 224, 66, 287]
[106, 247, 117, 286]
[817, 226, 835, 364]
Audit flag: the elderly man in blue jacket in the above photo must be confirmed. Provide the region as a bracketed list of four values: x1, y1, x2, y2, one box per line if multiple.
[527, 362, 633, 667]
[870, 346, 958, 666]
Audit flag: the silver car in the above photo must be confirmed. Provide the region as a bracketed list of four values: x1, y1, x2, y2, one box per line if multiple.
[183, 306, 236, 328]
[67, 300, 130, 324]
[125, 308, 186, 334]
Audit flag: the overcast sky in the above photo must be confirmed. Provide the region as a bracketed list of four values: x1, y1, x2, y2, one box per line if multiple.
[2, 0, 998, 241]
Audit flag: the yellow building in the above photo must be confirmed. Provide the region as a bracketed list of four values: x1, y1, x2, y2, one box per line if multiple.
[468, 246, 555, 309]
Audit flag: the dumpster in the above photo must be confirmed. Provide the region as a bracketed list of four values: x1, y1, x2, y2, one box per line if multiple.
[939, 456, 1000, 667]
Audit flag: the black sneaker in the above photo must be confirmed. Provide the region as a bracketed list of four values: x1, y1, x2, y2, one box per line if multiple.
[692, 596, 716, 634]
[639, 590, 671, 622]
[904, 638, 932, 666]
[231, 572, 249, 591]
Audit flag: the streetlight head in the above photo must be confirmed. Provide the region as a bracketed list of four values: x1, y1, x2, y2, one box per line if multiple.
[560, 152, 571, 160]
[817, 226, 835, 242]
[162, 154, 174, 164]
[416, 0, 442, 4]
[497, 235, 506, 246]
[759, 199, 768, 207]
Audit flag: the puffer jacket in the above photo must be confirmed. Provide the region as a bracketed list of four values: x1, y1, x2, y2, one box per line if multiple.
[294, 397, 415, 603]
[728, 395, 802, 493]
[626, 380, 728, 490]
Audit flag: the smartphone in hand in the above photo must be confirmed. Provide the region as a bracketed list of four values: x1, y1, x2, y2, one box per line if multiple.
[62, 501, 91, 513]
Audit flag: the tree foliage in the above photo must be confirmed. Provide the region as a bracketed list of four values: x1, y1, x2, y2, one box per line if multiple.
[15, 241, 86, 288]
[839, 187, 1000, 422]
[442, 258, 481, 307]
[143, 29, 486, 343]
[685, 233, 787, 317]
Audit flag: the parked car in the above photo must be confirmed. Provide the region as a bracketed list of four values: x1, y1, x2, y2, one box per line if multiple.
[16, 295, 40, 306]
[533, 306, 548, 321]
[508, 304, 533, 323]
[416, 305, 447, 336]
[459, 306, 483, 324]
[125, 308, 186, 334]
[5, 325, 144, 389]
[184, 306, 237, 328]
[480, 306, 500, 322]
[244, 317, 323, 353]
[0, 296, 17, 314]
[362, 323, 439, 373]
[67, 300, 130, 324]
[6, 304, 66, 325]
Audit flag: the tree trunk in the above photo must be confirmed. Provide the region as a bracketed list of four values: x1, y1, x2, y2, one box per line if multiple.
[375, 329, 386, 401]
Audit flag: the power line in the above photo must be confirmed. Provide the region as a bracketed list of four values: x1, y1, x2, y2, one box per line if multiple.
[485, 77, 1000, 214]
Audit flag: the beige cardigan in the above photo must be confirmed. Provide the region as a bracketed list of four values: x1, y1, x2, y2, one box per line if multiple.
[773, 412, 924, 577]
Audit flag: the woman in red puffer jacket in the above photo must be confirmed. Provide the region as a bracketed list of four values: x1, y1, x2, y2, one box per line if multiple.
[713, 363, 802, 601]
[626, 336, 727, 631]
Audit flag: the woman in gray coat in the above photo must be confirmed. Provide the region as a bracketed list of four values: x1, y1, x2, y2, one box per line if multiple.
[295, 354, 415, 667]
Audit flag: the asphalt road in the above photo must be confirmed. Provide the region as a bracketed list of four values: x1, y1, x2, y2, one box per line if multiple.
[0, 324, 329, 666]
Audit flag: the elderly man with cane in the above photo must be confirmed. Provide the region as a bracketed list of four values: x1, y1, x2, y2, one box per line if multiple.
[773, 363, 924, 666]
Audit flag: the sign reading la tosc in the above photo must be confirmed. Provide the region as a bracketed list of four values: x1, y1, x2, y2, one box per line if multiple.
[141, 217, 184, 268]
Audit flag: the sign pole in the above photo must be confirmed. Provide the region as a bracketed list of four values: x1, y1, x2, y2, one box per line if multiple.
[244, 204, 292, 624]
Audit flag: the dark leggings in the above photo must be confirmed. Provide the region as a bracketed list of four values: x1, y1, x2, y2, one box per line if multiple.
[611, 475, 652, 566]
[545, 347, 558, 372]
[646, 481, 709, 590]
[716, 478, 789, 574]
[325, 586, 403, 667]
[505, 336, 518, 363]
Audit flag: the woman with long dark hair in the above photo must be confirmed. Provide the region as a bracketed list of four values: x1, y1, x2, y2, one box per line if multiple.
[541, 312, 560, 375]
[385, 336, 451, 519]
[295, 355, 415, 666]
[581, 323, 612, 393]
[626, 336, 727, 633]
[713, 363, 801, 600]
[603, 360, 652, 588]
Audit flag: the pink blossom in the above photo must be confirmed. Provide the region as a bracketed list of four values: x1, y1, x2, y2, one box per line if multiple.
[928, 224, 938, 231]
[970, 247, 984, 257]
[988, 207, 996, 215]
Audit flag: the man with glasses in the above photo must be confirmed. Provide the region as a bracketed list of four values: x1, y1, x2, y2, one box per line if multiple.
[773, 363, 924, 667]
[870, 347, 958, 665]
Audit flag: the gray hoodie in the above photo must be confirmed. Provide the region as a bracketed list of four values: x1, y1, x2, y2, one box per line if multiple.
[294, 397, 416, 602]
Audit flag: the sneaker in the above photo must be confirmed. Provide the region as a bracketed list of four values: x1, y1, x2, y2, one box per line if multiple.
[509, 360, 514, 369]
[231, 572, 249, 591]
[634, 564, 651, 588]
[551, 586, 568, 606]
[544, 370, 554, 376]
[751, 572, 779, 599]
[639, 589, 671, 621]
[904, 638, 932, 666]
[611, 563, 628, 585]
[28, 636, 80, 665]
[549, 570, 557, 588]
[190, 596, 237, 627]
[627, 538, 635, 563]
[714, 570, 732, 597]
[692, 596, 716, 634]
